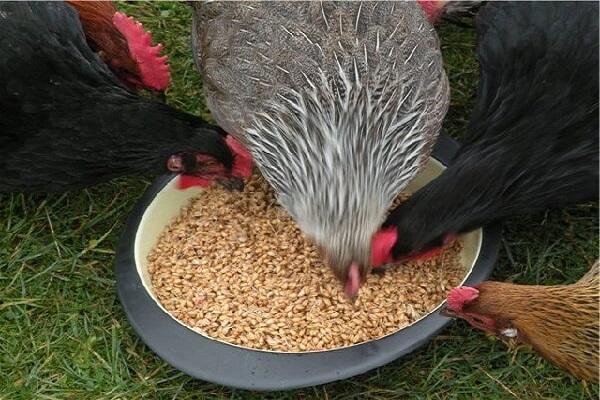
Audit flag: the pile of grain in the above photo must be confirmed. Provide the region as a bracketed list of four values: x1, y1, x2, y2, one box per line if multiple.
[147, 173, 466, 352]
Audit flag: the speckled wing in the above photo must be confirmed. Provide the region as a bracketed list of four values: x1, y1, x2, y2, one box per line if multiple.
[190, 1, 449, 274]
[191, 1, 448, 154]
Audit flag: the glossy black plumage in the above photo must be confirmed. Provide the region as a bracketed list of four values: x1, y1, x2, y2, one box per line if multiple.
[0, 1, 232, 192]
[383, 1, 599, 258]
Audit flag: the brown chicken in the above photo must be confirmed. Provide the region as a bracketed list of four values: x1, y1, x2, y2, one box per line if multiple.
[442, 261, 599, 382]
[66, 1, 170, 91]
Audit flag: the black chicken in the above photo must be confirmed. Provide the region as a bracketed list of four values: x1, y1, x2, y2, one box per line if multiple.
[0, 1, 251, 193]
[372, 1, 599, 265]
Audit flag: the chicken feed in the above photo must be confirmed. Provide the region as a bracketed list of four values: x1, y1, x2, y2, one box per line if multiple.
[147, 173, 467, 352]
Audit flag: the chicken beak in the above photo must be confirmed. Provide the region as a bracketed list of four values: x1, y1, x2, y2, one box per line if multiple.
[217, 177, 245, 192]
[439, 304, 457, 318]
[343, 262, 362, 299]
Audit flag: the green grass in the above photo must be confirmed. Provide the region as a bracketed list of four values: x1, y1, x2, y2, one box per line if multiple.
[0, 2, 598, 399]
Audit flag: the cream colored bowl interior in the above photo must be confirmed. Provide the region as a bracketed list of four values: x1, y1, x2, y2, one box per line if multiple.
[134, 158, 482, 349]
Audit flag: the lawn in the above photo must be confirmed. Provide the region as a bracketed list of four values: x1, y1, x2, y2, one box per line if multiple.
[1, 2, 598, 399]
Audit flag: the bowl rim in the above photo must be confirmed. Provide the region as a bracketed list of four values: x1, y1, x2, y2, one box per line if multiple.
[115, 134, 501, 391]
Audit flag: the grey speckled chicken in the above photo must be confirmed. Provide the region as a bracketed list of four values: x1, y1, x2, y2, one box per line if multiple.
[191, 1, 449, 296]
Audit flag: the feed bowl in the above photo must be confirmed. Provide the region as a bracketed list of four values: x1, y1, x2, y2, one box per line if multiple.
[116, 134, 501, 391]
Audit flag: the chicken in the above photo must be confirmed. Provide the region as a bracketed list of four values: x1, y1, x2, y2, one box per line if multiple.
[66, 1, 170, 92]
[190, 1, 449, 296]
[372, 1, 599, 266]
[442, 261, 599, 382]
[0, 1, 251, 193]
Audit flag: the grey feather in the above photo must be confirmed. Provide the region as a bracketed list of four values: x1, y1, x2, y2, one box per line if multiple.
[191, 1, 449, 280]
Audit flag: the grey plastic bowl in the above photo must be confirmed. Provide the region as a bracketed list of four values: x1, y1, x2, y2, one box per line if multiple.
[116, 134, 501, 391]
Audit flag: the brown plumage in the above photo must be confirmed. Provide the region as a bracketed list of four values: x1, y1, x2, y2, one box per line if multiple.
[444, 261, 599, 382]
[66, 1, 170, 91]
[66, 2, 138, 85]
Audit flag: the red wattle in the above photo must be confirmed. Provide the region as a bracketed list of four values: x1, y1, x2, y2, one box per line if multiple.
[176, 175, 212, 190]
[225, 135, 253, 178]
[371, 227, 398, 267]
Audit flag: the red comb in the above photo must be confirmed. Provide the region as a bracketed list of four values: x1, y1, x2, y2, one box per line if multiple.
[112, 12, 171, 91]
[417, 0, 446, 23]
[447, 287, 479, 312]
[225, 135, 253, 178]
[371, 227, 398, 267]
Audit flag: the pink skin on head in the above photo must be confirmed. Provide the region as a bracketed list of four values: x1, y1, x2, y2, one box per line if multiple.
[344, 262, 361, 298]
[417, 0, 446, 24]
[447, 286, 479, 312]
[112, 12, 171, 91]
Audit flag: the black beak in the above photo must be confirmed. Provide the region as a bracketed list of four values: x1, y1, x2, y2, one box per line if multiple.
[439, 304, 457, 318]
[218, 178, 245, 192]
